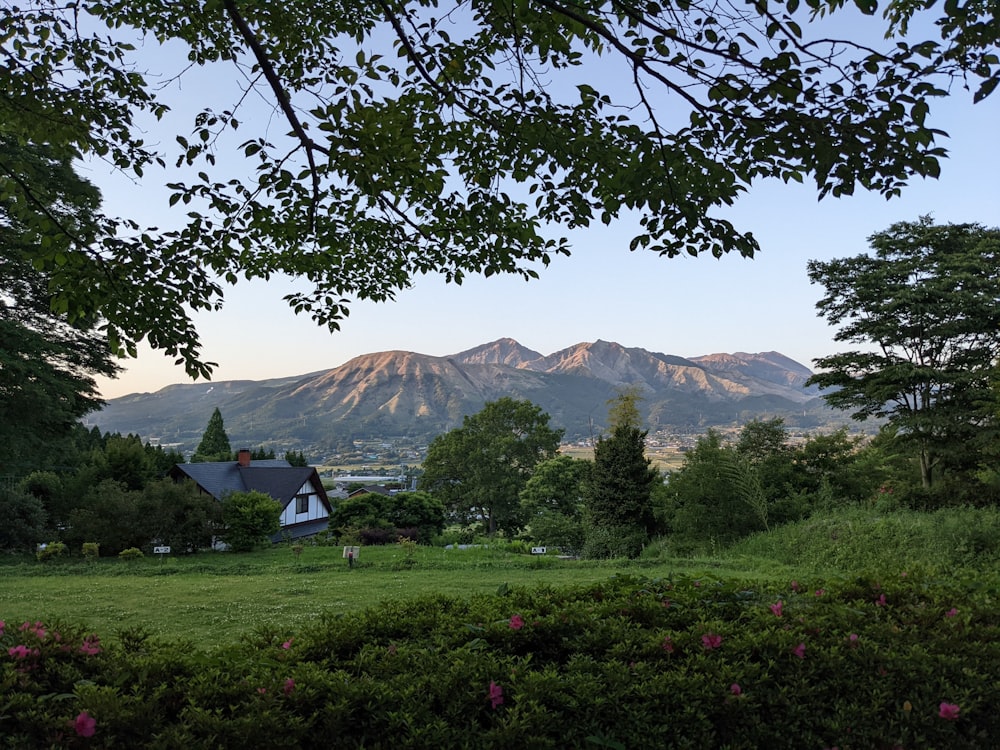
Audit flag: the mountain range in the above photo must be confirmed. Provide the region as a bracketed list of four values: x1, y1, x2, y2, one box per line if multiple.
[91, 338, 842, 455]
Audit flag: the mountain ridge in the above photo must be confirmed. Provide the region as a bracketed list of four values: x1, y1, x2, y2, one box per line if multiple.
[92, 339, 835, 455]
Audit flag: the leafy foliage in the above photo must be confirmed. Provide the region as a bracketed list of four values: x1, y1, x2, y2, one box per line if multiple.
[3, 574, 999, 747]
[519, 455, 591, 551]
[329, 490, 445, 544]
[0, 140, 120, 475]
[2, 2, 998, 372]
[219, 490, 282, 552]
[663, 423, 884, 551]
[420, 398, 563, 534]
[809, 217, 1000, 490]
[0, 486, 47, 553]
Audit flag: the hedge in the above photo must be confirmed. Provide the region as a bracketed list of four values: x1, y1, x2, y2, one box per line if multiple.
[3, 573, 999, 748]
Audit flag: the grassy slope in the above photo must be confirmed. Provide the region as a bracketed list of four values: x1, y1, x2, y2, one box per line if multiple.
[4, 506, 999, 647]
[0, 546, 779, 645]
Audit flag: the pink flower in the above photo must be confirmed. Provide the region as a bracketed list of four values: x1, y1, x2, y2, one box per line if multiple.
[0, 620, 5, 637]
[939, 702, 960, 720]
[257, 687, 267, 695]
[730, 683, 742, 696]
[770, 601, 783, 618]
[283, 678, 296, 696]
[488, 680, 504, 709]
[281, 638, 294, 650]
[701, 633, 723, 650]
[8, 645, 39, 659]
[20, 621, 46, 640]
[875, 594, 887, 607]
[79, 635, 102, 656]
[790, 580, 802, 593]
[945, 608, 958, 618]
[792, 642, 806, 659]
[814, 589, 825, 597]
[847, 633, 859, 648]
[508, 615, 524, 631]
[661, 636, 674, 654]
[74, 711, 97, 738]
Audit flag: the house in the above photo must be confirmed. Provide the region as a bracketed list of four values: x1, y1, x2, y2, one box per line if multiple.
[346, 484, 397, 500]
[170, 449, 333, 542]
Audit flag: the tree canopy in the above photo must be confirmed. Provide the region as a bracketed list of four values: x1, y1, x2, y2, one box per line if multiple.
[0, 139, 120, 475]
[192, 408, 233, 463]
[3, 1, 998, 375]
[582, 388, 659, 557]
[419, 397, 563, 534]
[808, 216, 1000, 489]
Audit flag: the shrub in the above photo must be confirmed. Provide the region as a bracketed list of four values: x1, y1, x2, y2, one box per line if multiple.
[82, 542, 100, 560]
[118, 547, 144, 561]
[35, 540, 67, 561]
[219, 491, 282, 552]
[359, 527, 395, 546]
[0, 487, 48, 553]
[2, 574, 999, 747]
[582, 524, 649, 559]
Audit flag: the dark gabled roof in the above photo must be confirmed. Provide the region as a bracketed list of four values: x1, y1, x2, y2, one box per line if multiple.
[241, 466, 316, 504]
[171, 460, 332, 511]
[347, 484, 395, 498]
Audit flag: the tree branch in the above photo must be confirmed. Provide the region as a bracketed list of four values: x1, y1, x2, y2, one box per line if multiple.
[222, 0, 324, 229]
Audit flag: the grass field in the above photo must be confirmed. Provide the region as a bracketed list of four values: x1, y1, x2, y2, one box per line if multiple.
[0, 544, 785, 646]
[6, 506, 998, 648]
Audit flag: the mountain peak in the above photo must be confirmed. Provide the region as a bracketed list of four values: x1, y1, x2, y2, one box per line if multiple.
[93, 339, 828, 453]
[452, 338, 544, 367]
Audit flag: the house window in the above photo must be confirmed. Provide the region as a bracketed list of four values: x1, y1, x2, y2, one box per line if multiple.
[295, 494, 309, 515]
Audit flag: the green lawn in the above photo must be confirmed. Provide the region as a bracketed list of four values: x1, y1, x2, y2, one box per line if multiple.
[0, 544, 790, 646]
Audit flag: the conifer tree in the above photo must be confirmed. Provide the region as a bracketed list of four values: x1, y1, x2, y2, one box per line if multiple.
[583, 389, 659, 558]
[192, 408, 232, 463]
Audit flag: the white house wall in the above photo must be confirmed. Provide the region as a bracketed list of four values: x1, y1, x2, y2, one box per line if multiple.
[279, 479, 330, 527]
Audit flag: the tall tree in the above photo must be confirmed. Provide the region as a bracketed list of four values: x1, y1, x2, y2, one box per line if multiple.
[519, 455, 591, 551]
[808, 217, 1000, 489]
[192, 408, 233, 463]
[583, 390, 659, 557]
[2, 2, 998, 374]
[0, 138, 120, 476]
[419, 398, 563, 534]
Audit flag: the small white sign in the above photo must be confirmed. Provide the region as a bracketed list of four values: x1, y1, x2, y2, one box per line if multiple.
[530, 546, 547, 555]
[153, 546, 171, 554]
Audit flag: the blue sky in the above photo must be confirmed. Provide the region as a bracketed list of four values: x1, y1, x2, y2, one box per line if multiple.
[92, 15, 1000, 400]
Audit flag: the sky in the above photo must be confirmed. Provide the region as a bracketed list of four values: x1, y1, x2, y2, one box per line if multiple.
[92, 12, 1000, 400]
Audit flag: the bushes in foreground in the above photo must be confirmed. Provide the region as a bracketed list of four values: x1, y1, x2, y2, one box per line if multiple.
[3, 573, 999, 748]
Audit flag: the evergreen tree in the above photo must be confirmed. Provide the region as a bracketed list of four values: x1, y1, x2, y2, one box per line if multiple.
[285, 450, 308, 467]
[583, 391, 659, 558]
[192, 408, 232, 463]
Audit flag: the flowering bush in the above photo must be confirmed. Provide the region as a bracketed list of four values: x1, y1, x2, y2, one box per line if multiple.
[2, 573, 998, 747]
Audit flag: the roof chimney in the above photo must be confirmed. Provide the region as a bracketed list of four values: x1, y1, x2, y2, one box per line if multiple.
[237, 448, 251, 467]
